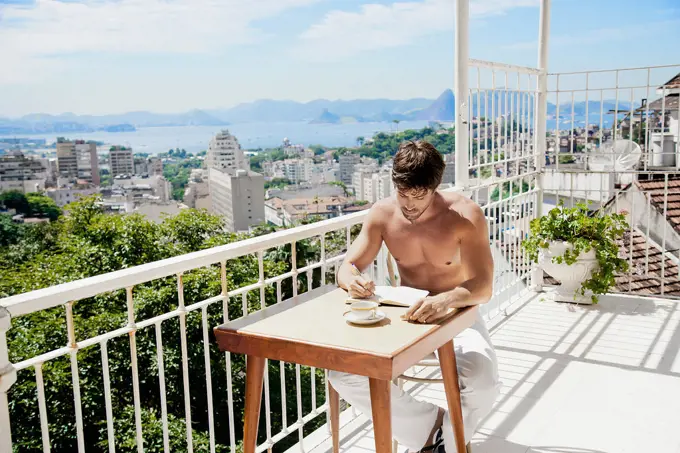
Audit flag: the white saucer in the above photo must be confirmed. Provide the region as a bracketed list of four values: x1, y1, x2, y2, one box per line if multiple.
[344, 310, 387, 325]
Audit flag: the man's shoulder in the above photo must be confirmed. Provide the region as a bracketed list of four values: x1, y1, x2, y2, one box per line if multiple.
[439, 191, 484, 222]
[366, 197, 397, 223]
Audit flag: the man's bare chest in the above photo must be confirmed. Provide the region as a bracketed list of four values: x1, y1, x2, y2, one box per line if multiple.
[382, 224, 462, 268]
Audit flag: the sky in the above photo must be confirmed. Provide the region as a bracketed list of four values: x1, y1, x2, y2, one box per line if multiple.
[0, 0, 679, 117]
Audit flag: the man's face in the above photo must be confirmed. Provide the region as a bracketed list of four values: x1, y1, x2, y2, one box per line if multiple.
[396, 187, 435, 222]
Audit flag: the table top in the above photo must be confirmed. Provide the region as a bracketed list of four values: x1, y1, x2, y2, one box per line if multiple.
[214, 285, 478, 380]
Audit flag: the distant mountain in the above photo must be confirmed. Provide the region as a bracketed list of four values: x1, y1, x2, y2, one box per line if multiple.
[207, 97, 432, 123]
[0, 119, 136, 135]
[0, 109, 225, 134]
[411, 89, 455, 121]
[547, 100, 636, 117]
[310, 109, 342, 124]
[1, 94, 640, 136]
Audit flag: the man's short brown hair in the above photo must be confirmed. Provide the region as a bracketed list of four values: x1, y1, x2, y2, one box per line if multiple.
[391, 140, 445, 192]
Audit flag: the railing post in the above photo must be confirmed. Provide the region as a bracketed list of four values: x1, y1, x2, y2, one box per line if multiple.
[454, 0, 470, 191]
[531, 0, 551, 291]
[0, 307, 17, 451]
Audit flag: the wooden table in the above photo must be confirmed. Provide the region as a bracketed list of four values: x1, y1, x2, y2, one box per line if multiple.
[214, 285, 478, 453]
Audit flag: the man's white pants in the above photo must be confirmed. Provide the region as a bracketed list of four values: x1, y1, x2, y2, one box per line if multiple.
[328, 311, 500, 452]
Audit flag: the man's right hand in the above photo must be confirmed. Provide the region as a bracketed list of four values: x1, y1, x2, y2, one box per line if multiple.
[347, 275, 376, 299]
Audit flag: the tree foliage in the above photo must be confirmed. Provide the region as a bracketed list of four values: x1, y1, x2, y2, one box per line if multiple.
[349, 127, 454, 163]
[0, 191, 61, 221]
[2, 195, 358, 453]
[162, 158, 203, 201]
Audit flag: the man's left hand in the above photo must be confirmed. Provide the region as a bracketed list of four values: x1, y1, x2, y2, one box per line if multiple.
[402, 294, 452, 324]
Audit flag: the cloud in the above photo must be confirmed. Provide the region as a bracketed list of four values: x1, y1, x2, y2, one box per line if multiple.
[0, 0, 319, 84]
[293, 0, 538, 60]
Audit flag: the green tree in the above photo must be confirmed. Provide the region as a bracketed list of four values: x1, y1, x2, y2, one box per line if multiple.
[0, 213, 23, 247]
[2, 195, 334, 453]
[559, 154, 576, 164]
[26, 193, 61, 221]
[264, 178, 294, 190]
[490, 180, 531, 202]
[309, 145, 325, 155]
[329, 181, 350, 197]
[0, 190, 29, 213]
[163, 158, 203, 201]
[0, 191, 61, 220]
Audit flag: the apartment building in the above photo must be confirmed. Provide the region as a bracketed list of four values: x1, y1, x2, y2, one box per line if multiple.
[206, 130, 248, 174]
[339, 153, 360, 185]
[184, 169, 211, 210]
[209, 168, 264, 232]
[133, 156, 163, 176]
[0, 150, 48, 193]
[56, 139, 100, 185]
[109, 146, 134, 177]
[283, 158, 313, 184]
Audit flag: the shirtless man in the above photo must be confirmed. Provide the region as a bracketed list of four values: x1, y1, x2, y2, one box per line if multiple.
[331, 140, 500, 453]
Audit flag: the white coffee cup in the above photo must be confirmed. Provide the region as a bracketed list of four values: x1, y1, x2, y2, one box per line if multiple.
[349, 300, 379, 320]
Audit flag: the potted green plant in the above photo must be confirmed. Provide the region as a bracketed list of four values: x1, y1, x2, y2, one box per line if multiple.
[522, 201, 629, 303]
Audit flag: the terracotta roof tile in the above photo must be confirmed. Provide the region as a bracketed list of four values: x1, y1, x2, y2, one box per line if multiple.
[635, 178, 680, 234]
[661, 73, 680, 89]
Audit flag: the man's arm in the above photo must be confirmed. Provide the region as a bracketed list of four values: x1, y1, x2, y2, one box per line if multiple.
[337, 206, 385, 297]
[405, 204, 493, 323]
[441, 204, 494, 307]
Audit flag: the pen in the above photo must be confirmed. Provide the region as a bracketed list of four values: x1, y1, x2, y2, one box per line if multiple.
[350, 263, 375, 294]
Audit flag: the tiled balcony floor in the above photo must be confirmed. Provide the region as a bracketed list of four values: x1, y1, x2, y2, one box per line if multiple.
[289, 291, 680, 453]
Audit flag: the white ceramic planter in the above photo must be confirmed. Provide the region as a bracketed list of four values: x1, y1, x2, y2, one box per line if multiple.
[538, 241, 599, 304]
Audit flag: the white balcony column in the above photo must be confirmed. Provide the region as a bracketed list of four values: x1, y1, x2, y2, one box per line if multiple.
[0, 307, 17, 451]
[531, 0, 551, 291]
[454, 0, 470, 190]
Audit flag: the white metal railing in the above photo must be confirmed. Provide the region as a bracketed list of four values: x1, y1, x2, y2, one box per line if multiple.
[542, 62, 680, 298]
[0, 212, 371, 453]
[547, 63, 680, 172]
[461, 56, 543, 316]
[1, 0, 677, 449]
[542, 170, 680, 299]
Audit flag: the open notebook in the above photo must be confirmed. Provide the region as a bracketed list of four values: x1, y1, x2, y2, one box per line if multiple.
[347, 285, 429, 308]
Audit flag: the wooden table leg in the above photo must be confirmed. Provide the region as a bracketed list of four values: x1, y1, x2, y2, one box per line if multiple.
[244, 355, 266, 453]
[438, 340, 467, 453]
[369, 378, 392, 453]
[329, 382, 340, 453]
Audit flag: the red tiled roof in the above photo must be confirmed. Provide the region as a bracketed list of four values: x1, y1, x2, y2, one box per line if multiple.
[660, 72, 680, 90]
[635, 178, 680, 235]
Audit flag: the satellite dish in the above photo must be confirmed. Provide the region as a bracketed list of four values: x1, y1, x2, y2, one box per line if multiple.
[588, 139, 642, 175]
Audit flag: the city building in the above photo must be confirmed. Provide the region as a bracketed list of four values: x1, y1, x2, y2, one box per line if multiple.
[282, 158, 313, 184]
[133, 202, 186, 223]
[282, 138, 305, 157]
[353, 172, 393, 204]
[206, 130, 248, 174]
[183, 169, 211, 210]
[56, 139, 100, 185]
[351, 164, 378, 200]
[265, 196, 371, 227]
[0, 150, 48, 193]
[133, 156, 163, 176]
[109, 146, 134, 177]
[339, 153, 360, 185]
[209, 168, 264, 232]
[112, 175, 172, 203]
[46, 186, 100, 207]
